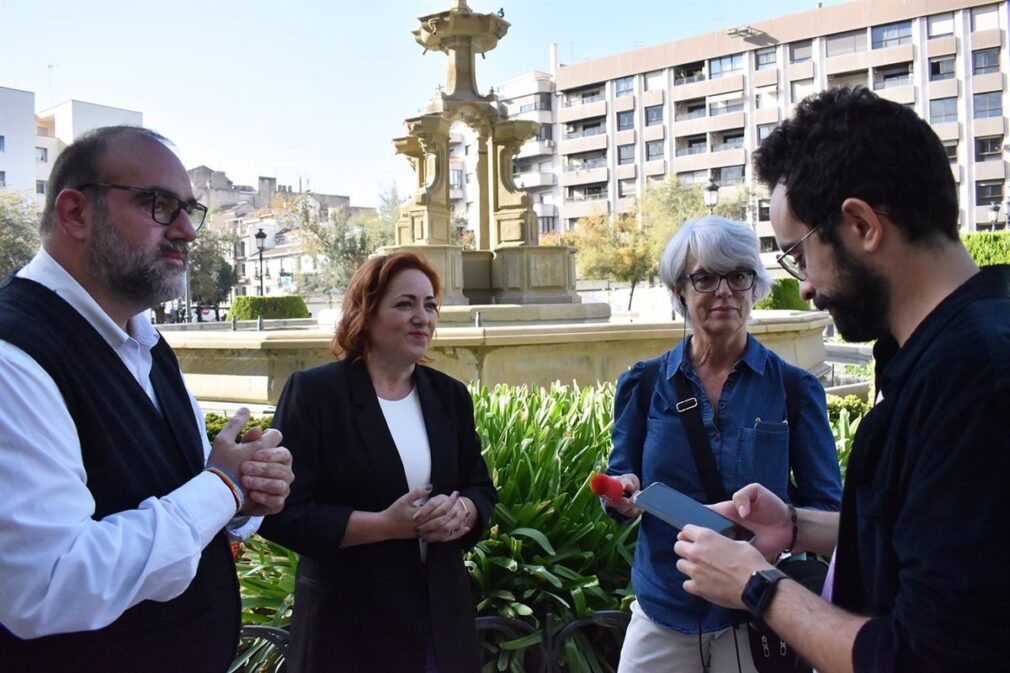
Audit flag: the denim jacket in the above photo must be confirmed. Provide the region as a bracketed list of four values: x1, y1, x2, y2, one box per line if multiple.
[608, 335, 842, 634]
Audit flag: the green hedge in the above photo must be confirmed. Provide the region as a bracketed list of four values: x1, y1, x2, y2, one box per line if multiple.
[228, 296, 310, 320]
[754, 277, 810, 310]
[962, 231, 1010, 266]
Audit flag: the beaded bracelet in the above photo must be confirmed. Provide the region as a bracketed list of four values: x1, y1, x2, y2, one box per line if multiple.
[206, 465, 245, 514]
[783, 504, 799, 553]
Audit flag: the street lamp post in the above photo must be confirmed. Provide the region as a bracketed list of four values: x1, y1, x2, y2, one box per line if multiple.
[988, 202, 1000, 231]
[704, 179, 720, 214]
[255, 228, 267, 296]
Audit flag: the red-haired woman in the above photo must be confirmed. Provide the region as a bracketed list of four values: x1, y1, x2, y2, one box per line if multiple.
[260, 252, 496, 673]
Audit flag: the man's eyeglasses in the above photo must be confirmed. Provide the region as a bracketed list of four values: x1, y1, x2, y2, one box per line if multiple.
[775, 224, 821, 281]
[78, 183, 207, 230]
[682, 270, 757, 293]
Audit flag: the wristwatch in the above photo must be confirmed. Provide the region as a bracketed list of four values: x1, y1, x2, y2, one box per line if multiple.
[742, 568, 789, 620]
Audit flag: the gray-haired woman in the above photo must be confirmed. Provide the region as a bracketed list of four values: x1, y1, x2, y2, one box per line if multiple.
[603, 216, 842, 672]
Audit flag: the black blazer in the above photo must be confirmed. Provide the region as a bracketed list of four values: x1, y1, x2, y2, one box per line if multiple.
[259, 359, 497, 673]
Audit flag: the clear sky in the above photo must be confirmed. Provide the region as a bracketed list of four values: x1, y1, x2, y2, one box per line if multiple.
[1, 0, 845, 207]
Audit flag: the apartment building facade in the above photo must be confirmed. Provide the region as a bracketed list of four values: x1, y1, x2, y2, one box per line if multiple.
[0, 87, 142, 205]
[454, 0, 1009, 247]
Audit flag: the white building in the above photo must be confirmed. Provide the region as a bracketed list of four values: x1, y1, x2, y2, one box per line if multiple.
[0, 86, 142, 205]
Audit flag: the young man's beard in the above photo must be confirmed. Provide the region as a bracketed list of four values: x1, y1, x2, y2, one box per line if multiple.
[812, 244, 891, 343]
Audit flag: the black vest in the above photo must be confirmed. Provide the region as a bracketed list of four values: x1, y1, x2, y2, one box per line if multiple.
[0, 276, 240, 673]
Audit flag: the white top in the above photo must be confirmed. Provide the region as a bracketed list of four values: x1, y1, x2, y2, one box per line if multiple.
[378, 387, 432, 559]
[0, 249, 255, 639]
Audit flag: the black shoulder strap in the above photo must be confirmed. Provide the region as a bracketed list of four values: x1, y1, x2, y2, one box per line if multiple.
[674, 371, 729, 504]
[636, 357, 662, 419]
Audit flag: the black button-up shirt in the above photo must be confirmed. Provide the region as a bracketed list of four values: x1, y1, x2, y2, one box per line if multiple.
[833, 265, 1010, 673]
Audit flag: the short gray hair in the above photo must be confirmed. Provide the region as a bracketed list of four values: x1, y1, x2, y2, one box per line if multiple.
[659, 215, 772, 321]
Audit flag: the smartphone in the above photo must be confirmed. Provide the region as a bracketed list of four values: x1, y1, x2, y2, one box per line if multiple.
[635, 482, 755, 543]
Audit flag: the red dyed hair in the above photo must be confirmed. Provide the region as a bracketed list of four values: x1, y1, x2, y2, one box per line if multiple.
[331, 252, 442, 361]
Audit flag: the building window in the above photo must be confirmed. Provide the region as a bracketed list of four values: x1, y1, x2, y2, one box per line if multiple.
[617, 110, 634, 131]
[929, 56, 955, 81]
[0, 135, 5, 152]
[618, 144, 635, 165]
[755, 47, 776, 70]
[646, 141, 664, 161]
[539, 216, 557, 234]
[709, 53, 743, 78]
[615, 76, 634, 97]
[677, 170, 707, 185]
[758, 199, 771, 221]
[566, 150, 607, 171]
[465, 144, 472, 155]
[790, 41, 812, 64]
[872, 21, 912, 49]
[755, 85, 778, 109]
[0, 171, 5, 187]
[645, 105, 663, 126]
[537, 125, 553, 142]
[973, 48, 1000, 75]
[676, 99, 707, 121]
[928, 13, 954, 38]
[943, 139, 958, 163]
[972, 4, 999, 32]
[757, 123, 777, 142]
[36, 180, 47, 195]
[644, 70, 664, 91]
[929, 97, 958, 124]
[712, 165, 745, 186]
[709, 97, 744, 117]
[760, 236, 779, 253]
[874, 64, 912, 90]
[450, 169, 464, 188]
[976, 180, 1003, 206]
[791, 79, 815, 103]
[618, 179, 637, 198]
[973, 92, 1002, 119]
[519, 93, 552, 112]
[465, 173, 473, 184]
[975, 136, 1003, 162]
[673, 61, 705, 85]
[825, 30, 867, 58]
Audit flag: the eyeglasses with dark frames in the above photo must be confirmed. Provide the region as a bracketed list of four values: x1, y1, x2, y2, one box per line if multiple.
[775, 224, 821, 281]
[682, 269, 757, 293]
[77, 182, 207, 230]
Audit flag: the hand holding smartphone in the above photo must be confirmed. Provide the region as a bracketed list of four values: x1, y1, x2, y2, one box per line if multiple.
[634, 482, 755, 543]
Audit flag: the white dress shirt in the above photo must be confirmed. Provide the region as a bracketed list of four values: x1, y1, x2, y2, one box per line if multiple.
[0, 249, 254, 639]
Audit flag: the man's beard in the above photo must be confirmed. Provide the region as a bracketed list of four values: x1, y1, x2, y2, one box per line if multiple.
[88, 207, 188, 307]
[812, 244, 891, 343]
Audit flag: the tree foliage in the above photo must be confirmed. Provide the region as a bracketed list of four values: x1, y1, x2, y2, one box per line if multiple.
[570, 179, 750, 309]
[961, 230, 1010, 266]
[0, 192, 40, 278]
[188, 229, 237, 305]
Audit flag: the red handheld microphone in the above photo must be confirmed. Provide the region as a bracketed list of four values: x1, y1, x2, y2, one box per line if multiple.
[590, 474, 627, 501]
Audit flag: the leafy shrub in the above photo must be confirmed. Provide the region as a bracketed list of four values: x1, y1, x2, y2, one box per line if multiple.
[204, 413, 273, 443]
[754, 278, 810, 310]
[228, 296, 310, 320]
[962, 231, 1010, 266]
[825, 394, 870, 424]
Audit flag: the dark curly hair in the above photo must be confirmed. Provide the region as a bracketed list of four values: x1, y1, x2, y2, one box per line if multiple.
[753, 87, 959, 245]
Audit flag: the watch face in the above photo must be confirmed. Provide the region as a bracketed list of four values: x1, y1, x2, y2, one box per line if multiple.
[743, 569, 787, 618]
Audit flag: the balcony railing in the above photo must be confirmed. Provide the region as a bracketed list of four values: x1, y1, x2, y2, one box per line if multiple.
[564, 158, 607, 171]
[711, 141, 744, 152]
[709, 102, 744, 117]
[674, 73, 706, 86]
[675, 109, 707, 122]
[873, 74, 912, 90]
[565, 93, 604, 107]
[675, 146, 708, 157]
[564, 126, 606, 140]
[567, 192, 608, 202]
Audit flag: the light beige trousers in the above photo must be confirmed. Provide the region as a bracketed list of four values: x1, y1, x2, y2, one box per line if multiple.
[617, 600, 760, 673]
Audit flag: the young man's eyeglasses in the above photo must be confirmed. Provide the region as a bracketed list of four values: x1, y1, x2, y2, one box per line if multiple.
[78, 183, 208, 230]
[775, 224, 821, 281]
[682, 270, 757, 293]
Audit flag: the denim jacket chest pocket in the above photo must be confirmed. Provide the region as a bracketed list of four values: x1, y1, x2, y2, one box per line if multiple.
[736, 421, 791, 497]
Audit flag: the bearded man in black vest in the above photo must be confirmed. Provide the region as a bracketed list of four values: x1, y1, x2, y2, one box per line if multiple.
[0, 126, 294, 672]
